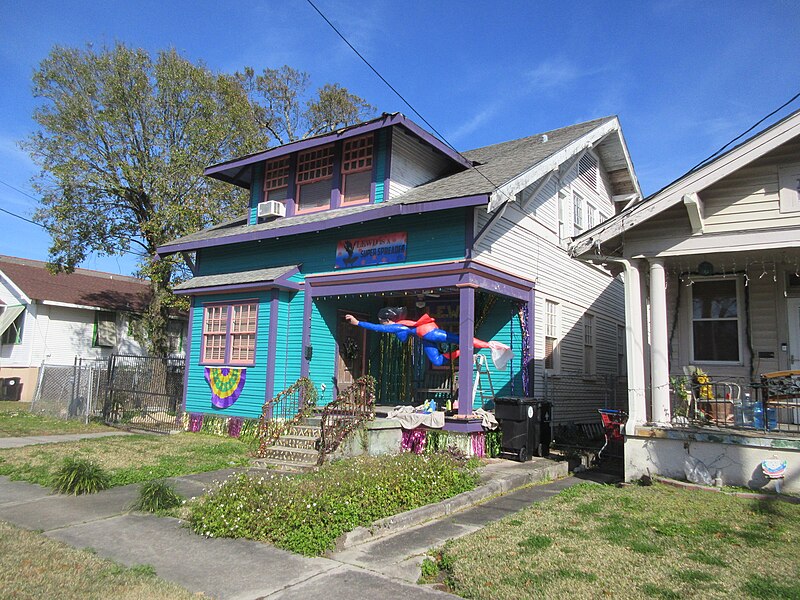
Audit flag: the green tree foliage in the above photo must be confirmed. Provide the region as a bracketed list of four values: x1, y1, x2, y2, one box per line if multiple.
[23, 44, 375, 353]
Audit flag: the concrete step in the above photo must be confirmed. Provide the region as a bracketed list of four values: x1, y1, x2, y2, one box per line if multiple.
[262, 445, 319, 465]
[290, 424, 321, 438]
[251, 457, 318, 474]
[280, 434, 318, 450]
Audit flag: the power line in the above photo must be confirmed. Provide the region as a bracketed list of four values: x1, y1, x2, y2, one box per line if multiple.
[689, 90, 800, 173]
[304, 0, 512, 201]
[0, 177, 147, 259]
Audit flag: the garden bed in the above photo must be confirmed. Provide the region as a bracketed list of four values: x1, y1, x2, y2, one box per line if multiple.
[188, 452, 479, 556]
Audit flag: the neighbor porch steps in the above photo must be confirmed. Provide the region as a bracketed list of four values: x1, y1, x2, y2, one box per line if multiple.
[252, 418, 321, 474]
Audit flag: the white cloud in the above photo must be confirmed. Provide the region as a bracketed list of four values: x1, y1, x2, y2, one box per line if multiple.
[447, 102, 503, 142]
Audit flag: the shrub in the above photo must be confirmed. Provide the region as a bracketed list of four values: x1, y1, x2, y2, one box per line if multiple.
[188, 453, 479, 556]
[133, 480, 183, 513]
[52, 458, 111, 495]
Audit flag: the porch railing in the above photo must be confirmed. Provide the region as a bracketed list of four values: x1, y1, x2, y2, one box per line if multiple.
[317, 375, 376, 465]
[257, 377, 318, 457]
[670, 372, 800, 434]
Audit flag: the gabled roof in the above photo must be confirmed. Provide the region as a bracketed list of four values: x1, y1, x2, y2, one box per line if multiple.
[570, 106, 800, 258]
[158, 115, 639, 256]
[0, 255, 151, 313]
[204, 112, 473, 187]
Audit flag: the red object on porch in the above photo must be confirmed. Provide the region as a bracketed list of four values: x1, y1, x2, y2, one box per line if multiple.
[598, 409, 628, 459]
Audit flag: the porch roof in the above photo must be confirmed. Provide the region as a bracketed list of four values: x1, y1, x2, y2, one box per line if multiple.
[173, 265, 300, 295]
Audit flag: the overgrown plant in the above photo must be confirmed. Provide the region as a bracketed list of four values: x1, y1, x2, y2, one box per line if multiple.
[52, 458, 111, 495]
[133, 480, 183, 513]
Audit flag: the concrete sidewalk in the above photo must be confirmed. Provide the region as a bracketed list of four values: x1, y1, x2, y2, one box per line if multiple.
[0, 430, 130, 449]
[0, 458, 614, 599]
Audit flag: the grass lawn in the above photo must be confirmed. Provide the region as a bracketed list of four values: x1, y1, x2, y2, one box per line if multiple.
[0, 519, 198, 599]
[0, 402, 114, 437]
[435, 482, 800, 600]
[0, 432, 251, 488]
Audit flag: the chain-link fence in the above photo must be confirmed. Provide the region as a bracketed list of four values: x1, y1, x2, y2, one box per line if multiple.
[31, 358, 110, 422]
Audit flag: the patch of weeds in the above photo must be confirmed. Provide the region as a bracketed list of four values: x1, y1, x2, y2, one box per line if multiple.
[517, 534, 552, 553]
[629, 540, 663, 555]
[672, 568, 715, 584]
[52, 458, 110, 495]
[743, 574, 800, 599]
[641, 583, 682, 599]
[687, 550, 728, 567]
[132, 480, 183, 514]
[507, 519, 523, 526]
[418, 557, 439, 584]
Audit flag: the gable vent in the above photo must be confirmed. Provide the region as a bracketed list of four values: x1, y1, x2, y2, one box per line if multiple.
[578, 153, 598, 191]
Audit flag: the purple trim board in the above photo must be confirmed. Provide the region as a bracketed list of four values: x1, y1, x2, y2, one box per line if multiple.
[458, 285, 475, 416]
[157, 195, 489, 256]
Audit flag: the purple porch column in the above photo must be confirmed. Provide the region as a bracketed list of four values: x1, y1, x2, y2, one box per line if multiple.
[457, 284, 476, 415]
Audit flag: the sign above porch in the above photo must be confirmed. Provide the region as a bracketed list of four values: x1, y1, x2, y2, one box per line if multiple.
[335, 232, 407, 269]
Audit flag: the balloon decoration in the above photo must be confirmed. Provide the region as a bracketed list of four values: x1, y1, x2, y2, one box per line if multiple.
[205, 367, 247, 409]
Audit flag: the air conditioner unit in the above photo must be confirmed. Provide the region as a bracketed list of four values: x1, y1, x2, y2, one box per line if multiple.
[257, 200, 286, 219]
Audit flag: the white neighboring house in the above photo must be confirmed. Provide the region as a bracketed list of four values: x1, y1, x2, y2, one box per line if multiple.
[0, 255, 185, 401]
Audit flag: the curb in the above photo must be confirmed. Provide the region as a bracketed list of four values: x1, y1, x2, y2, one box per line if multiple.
[333, 459, 569, 551]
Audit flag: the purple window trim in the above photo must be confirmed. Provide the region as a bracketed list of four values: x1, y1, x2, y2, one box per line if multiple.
[180, 303, 194, 414]
[204, 114, 471, 185]
[199, 298, 259, 368]
[156, 195, 490, 256]
[265, 290, 279, 402]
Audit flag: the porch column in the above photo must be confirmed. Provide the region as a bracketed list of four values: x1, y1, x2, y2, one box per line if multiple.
[620, 259, 647, 433]
[649, 258, 671, 424]
[457, 284, 476, 415]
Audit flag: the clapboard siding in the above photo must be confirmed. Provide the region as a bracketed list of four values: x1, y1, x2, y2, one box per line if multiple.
[186, 292, 271, 419]
[388, 127, 453, 199]
[198, 210, 467, 278]
[308, 299, 337, 406]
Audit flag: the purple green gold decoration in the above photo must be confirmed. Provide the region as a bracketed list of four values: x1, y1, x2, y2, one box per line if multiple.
[205, 367, 247, 409]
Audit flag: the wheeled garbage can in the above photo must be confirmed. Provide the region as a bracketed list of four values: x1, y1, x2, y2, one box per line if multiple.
[494, 397, 551, 461]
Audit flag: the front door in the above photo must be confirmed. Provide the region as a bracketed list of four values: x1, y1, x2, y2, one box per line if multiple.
[335, 310, 367, 396]
[788, 298, 800, 371]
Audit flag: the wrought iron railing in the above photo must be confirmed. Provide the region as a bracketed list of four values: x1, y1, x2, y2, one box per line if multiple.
[257, 377, 318, 457]
[317, 375, 376, 465]
[670, 372, 800, 434]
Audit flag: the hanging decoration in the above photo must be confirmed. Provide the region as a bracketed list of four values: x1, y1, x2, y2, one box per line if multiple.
[205, 367, 247, 409]
[401, 428, 427, 454]
[517, 302, 531, 396]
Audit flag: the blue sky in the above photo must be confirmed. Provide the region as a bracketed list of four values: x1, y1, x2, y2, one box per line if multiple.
[1, 1, 799, 276]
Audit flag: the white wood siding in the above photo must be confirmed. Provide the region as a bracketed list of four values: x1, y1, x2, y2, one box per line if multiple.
[473, 160, 625, 423]
[388, 127, 453, 199]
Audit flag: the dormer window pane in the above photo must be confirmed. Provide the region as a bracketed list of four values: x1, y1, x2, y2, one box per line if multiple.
[296, 146, 333, 212]
[342, 136, 373, 205]
[264, 157, 290, 203]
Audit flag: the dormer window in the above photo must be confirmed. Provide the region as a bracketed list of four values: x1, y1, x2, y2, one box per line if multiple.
[264, 157, 290, 204]
[341, 135, 373, 205]
[296, 146, 334, 213]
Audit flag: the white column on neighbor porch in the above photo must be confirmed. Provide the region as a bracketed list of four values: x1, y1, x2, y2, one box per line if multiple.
[620, 259, 647, 433]
[649, 257, 671, 424]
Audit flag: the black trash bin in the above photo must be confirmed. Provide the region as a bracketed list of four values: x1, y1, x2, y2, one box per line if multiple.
[494, 397, 551, 461]
[0, 377, 22, 401]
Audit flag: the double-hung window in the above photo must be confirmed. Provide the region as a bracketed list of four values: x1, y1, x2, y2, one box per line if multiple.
[583, 313, 596, 376]
[341, 135, 373, 205]
[296, 146, 333, 213]
[93, 311, 117, 347]
[264, 157, 290, 204]
[544, 300, 560, 371]
[573, 192, 584, 234]
[202, 301, 258, 366]
[690, 279, 741, 363]
[587, 203, 597, 229]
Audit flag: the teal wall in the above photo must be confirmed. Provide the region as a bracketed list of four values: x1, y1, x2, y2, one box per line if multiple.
[249, 163, 265, 226]
[474, 298, 524, 408]
[197, 209, 468, 277]
[186, 291, 271, 419]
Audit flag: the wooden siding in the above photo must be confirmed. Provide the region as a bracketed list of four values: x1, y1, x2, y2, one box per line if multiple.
[198, 210, 467, 277]
[475, 298, 524, 405]
[185, 292, 271, 419]
[308, 299, 337, 406]
[388, 127, 453, 199]
[272, 290, 303, 397]
[473, 156, 625, 423]
[373, 129, 387, 203]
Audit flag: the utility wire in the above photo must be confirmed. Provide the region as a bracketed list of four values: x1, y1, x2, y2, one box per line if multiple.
[305, 0, 512, 201]
[0, 176, 147, 259]
[688, 90, 800, 173]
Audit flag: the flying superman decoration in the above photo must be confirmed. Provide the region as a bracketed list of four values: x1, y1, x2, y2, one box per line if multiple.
[344, 307, 514, 370]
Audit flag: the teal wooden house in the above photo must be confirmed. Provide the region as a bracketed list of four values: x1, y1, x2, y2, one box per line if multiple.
[157, 113, 640, 433]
